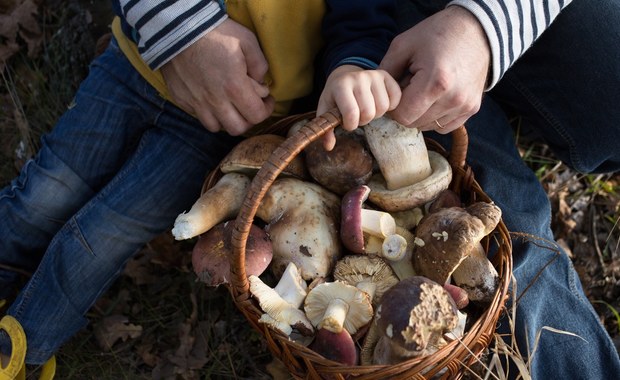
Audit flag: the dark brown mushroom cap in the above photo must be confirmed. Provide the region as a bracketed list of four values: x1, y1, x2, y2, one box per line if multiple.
[310, 328, 359, 366]
[219, 134, 308, 179]
[304, 133, 373, 195]
[191, 221, 273, 286]
[375, 276, 458, 353]
[340, 185, 371, 254]
[411, 202, 501, 285]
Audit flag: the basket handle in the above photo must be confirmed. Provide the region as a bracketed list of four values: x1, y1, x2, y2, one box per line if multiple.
[229, 110, 469, 299]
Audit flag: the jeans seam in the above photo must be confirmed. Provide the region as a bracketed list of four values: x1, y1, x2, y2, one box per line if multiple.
[502, 72, 583, 171]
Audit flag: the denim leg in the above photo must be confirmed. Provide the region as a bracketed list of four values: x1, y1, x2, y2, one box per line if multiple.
[0, 38, 148, 296]
[491, 0, 620, 174]
[0, 38, 241, 363]
[431, 97, 620, 379]
[394, 0, 620, 378]
[483, 1, 620, 376]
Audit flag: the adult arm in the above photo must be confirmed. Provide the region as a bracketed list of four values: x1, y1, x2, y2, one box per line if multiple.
[113, 0, 274, 135]
[380, 0, 572, 133]
[451, 0, 573, 88]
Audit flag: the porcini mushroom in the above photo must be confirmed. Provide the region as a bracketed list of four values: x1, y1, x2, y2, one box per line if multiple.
[372, 276, 459, 364]
[362, 117, 452, 212]
[191, 221, 272, 287]
[219, 134, 307, 179]
[333, 255, 399, 305]
[172, 172, 251, 240]
[303, 131, 373, 195]
[256, 177, 341, 281]
[249, 262, 313, 336]
[304, 281, 373, 336]
[412, 202, 502, 302]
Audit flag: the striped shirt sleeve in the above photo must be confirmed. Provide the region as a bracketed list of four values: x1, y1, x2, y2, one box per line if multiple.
[118, 0, 227, 69]
[448, 0, 572, 88]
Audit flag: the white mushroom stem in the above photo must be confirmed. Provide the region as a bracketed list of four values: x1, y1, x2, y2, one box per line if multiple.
[381, 234, 408, 261]
[320, 298, 350, 333]
[361, 209, 396, 238]
[172, 173, 251, 240]
[451, 243, 499, 302]
[364, 117, 432, 190]
[381, 226, 417, 280]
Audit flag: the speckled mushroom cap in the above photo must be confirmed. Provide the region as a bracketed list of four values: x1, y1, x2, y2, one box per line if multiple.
[374, 276, 458, 353]
[412, 202, 502, 285]
[192, 221, 272, 287]
[219, 134, 308, 179]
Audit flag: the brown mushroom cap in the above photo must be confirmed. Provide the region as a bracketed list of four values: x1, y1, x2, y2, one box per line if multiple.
[219, 134, 308, 179]
[304, 132, 373, 195]
[412, 202, 502, 285]
[375, 276, 458, 355]
[192, 221, 272, 287]
[310, 328, 359, 366]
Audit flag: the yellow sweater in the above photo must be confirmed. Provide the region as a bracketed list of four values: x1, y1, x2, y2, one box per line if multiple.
[112, 0, 325, 118]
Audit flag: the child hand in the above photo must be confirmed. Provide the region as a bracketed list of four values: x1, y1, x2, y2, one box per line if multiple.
[317, 65, 401, 150]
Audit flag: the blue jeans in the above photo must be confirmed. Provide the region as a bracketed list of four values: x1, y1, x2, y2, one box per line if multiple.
[399, 0, 620, 379]
[0, 38, 242, 363]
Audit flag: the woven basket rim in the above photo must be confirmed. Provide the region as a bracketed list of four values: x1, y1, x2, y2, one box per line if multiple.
[202, 110, 513, 379]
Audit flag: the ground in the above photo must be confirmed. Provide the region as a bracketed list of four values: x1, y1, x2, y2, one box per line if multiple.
[0, 1, 618, 379]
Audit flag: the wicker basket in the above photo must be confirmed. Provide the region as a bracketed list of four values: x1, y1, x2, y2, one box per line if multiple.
[202, 110, 513, 380]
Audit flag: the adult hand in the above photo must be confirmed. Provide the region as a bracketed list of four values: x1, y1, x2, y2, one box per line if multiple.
[316, 65, 401, 150]
[379, 6, 490, 134]
[160, 18, 275, 136]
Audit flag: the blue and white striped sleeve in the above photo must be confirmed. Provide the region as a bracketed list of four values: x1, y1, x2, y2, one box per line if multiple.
[118, 0, 228, 70]
[448, 0, 572, 88]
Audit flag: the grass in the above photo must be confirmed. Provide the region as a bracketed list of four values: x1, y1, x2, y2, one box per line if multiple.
[1, 1, 619, 379]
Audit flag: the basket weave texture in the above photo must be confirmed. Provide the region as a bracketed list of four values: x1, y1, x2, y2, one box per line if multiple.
[202, 110, 513, 380]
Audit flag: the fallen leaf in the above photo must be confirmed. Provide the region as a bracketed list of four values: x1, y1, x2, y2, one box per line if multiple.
[94, 314, 143, 350]
[0, 0, 43, 71]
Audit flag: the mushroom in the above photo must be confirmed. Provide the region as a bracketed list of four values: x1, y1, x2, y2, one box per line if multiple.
[191, 221, 272, 287]
[304, 281, 373, 336]
[412, 202, 502, 302]
[303, 131, 373, 195]
[333, 255, 399, 305]
[390, 207, 424, 231]
[249, 262, 313, 336]
[256, 177, 341, 281]
[362, 117, 452, 212]
[372, 276, 459, 364]
[340, 185, 395, 254]
[340, 185, 417, 280]
[451, 240, 500, 303]
[172, 172, 251, 240]
[309, 328, 359, 366]
[219, 134, 308, 179]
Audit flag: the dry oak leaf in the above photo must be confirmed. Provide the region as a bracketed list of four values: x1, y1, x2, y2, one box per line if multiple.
[0, 0, 43, 71]
[94, 314, 143, 350]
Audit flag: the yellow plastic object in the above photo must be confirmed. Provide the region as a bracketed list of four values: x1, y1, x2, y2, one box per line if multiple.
[0, 316, 55, 380]
[0, 316, 26, 380]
